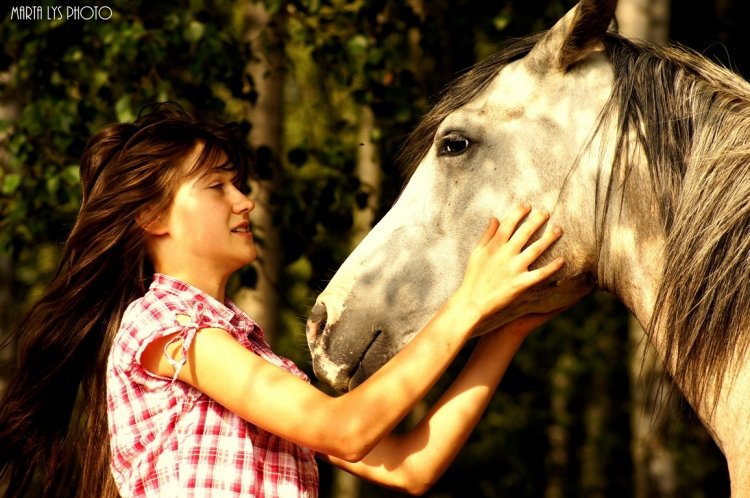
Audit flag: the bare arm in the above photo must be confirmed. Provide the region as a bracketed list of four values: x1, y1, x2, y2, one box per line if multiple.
[141, 205, 564, 462]
[322, 312, 563, 494]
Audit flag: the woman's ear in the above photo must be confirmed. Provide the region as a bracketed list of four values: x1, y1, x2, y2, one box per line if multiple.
[136, 209, 169, 236]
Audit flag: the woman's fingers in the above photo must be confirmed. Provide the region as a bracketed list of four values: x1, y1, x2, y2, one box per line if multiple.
[521, 256, 565, 286]
[518, 224, 563, 266]
[503, 208, 551, 250]
[495, 203, 532, 243]
[457, 205, 565, 320]
[476, 217, 501, 248]
[483, 205, 550, 251]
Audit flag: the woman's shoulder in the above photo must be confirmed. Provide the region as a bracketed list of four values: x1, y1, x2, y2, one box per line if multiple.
[122, 287, 187, 329]
[112, 283, 202, 371]
[120, 277, 241, 345]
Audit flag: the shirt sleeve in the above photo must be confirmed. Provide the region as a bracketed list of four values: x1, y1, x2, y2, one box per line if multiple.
[162, 313, 200, 382]
[130, 300, 223, 385]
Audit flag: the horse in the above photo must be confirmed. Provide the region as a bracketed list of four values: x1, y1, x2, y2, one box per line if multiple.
[305, 0, 750, 492]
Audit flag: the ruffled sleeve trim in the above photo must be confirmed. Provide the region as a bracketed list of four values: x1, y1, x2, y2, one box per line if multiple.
[165, 312, 201, 382]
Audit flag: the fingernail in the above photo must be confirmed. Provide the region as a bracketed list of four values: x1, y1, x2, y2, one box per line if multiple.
[552, 225, 563, 235]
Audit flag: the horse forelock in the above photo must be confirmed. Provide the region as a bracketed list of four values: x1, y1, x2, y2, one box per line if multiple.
[602, 32, 750, 413]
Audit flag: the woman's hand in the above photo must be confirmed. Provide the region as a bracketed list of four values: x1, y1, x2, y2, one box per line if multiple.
[451, 204, 564, 322]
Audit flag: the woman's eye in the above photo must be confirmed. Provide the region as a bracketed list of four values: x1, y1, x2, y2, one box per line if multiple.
[438, 134, 471, 156]
[209, 182, 225, 190]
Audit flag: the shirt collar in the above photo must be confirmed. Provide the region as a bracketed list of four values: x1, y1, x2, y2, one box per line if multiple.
[150, 273, 238, 324]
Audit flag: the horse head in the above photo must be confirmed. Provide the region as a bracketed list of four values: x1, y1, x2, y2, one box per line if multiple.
[308, 0, 750, 489]
[306, 0, 630, 392]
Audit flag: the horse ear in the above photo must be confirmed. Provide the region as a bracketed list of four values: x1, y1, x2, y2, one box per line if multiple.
[527, 0, 618, 72]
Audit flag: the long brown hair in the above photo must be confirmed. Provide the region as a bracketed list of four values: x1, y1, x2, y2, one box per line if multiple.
[0, 103, 253, 497]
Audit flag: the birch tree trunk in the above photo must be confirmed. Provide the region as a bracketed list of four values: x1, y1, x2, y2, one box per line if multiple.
[580, 333, 617, 498]
[330, 102, 384, 498]
[0, 86, 20, 396]
[236, 1, 285, 341]
[615, 4, 673, 496]
[350, 106, 381, 250]
[0, 74, 20, 497]
[545, 352, 574, 498]
[617, 0, 670, 43]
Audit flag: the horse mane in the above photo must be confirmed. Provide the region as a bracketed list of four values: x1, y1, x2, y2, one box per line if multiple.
[398, 28, 750, 413]
[602, 33, 750, 412]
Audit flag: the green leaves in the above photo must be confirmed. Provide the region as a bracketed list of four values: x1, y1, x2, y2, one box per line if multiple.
[0, 0, 254, 298]
[1, 173, 21, 195]
[183, 19, 206, 42]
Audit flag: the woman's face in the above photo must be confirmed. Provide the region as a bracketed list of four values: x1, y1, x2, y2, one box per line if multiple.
[152, 143, 257, 279]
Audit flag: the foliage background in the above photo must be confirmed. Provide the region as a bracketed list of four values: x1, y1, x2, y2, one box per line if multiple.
[1, 0, 745, 496]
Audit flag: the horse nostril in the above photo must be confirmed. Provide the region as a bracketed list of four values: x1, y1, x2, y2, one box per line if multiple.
[306, 302, 328, 341]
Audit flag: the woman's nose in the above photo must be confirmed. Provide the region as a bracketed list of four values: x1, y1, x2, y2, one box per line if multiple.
[235, 197, 255, 214]
[232, 188, 255, 213]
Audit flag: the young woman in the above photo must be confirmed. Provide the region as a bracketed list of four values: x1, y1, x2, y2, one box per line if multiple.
[0, 104, 565, 498]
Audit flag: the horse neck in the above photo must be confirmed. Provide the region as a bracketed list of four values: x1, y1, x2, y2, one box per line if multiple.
[593, 147, 665, 335]
[596, 141, 750, 488]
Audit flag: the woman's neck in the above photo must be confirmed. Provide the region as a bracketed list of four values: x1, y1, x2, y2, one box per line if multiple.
[157, 268, 230, 302]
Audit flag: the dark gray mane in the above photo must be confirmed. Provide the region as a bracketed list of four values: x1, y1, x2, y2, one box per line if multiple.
[398, 29, 750, 411]
[604, 33, 750, 411]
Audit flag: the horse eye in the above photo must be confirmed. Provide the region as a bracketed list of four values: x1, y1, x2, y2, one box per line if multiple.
[438, 134, 471, 156]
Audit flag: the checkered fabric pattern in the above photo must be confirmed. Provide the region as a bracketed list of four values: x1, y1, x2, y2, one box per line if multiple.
[107, 274, 319, 497]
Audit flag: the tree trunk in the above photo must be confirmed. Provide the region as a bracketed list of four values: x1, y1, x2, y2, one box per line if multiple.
[545, 351, 574, 498]
[0, 88, 20, 394]
[329, 102, 384, 498]
[235, 1, 285, 342]
[350, 106, 381, 250]
[629, 316, 677, 498]
[0, 76, 21, 498]
[616, 0, 670, 43]
[580, 335, 615, 497]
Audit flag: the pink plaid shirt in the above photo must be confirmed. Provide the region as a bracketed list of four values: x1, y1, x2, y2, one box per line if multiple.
[106, 274, 319, 497]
